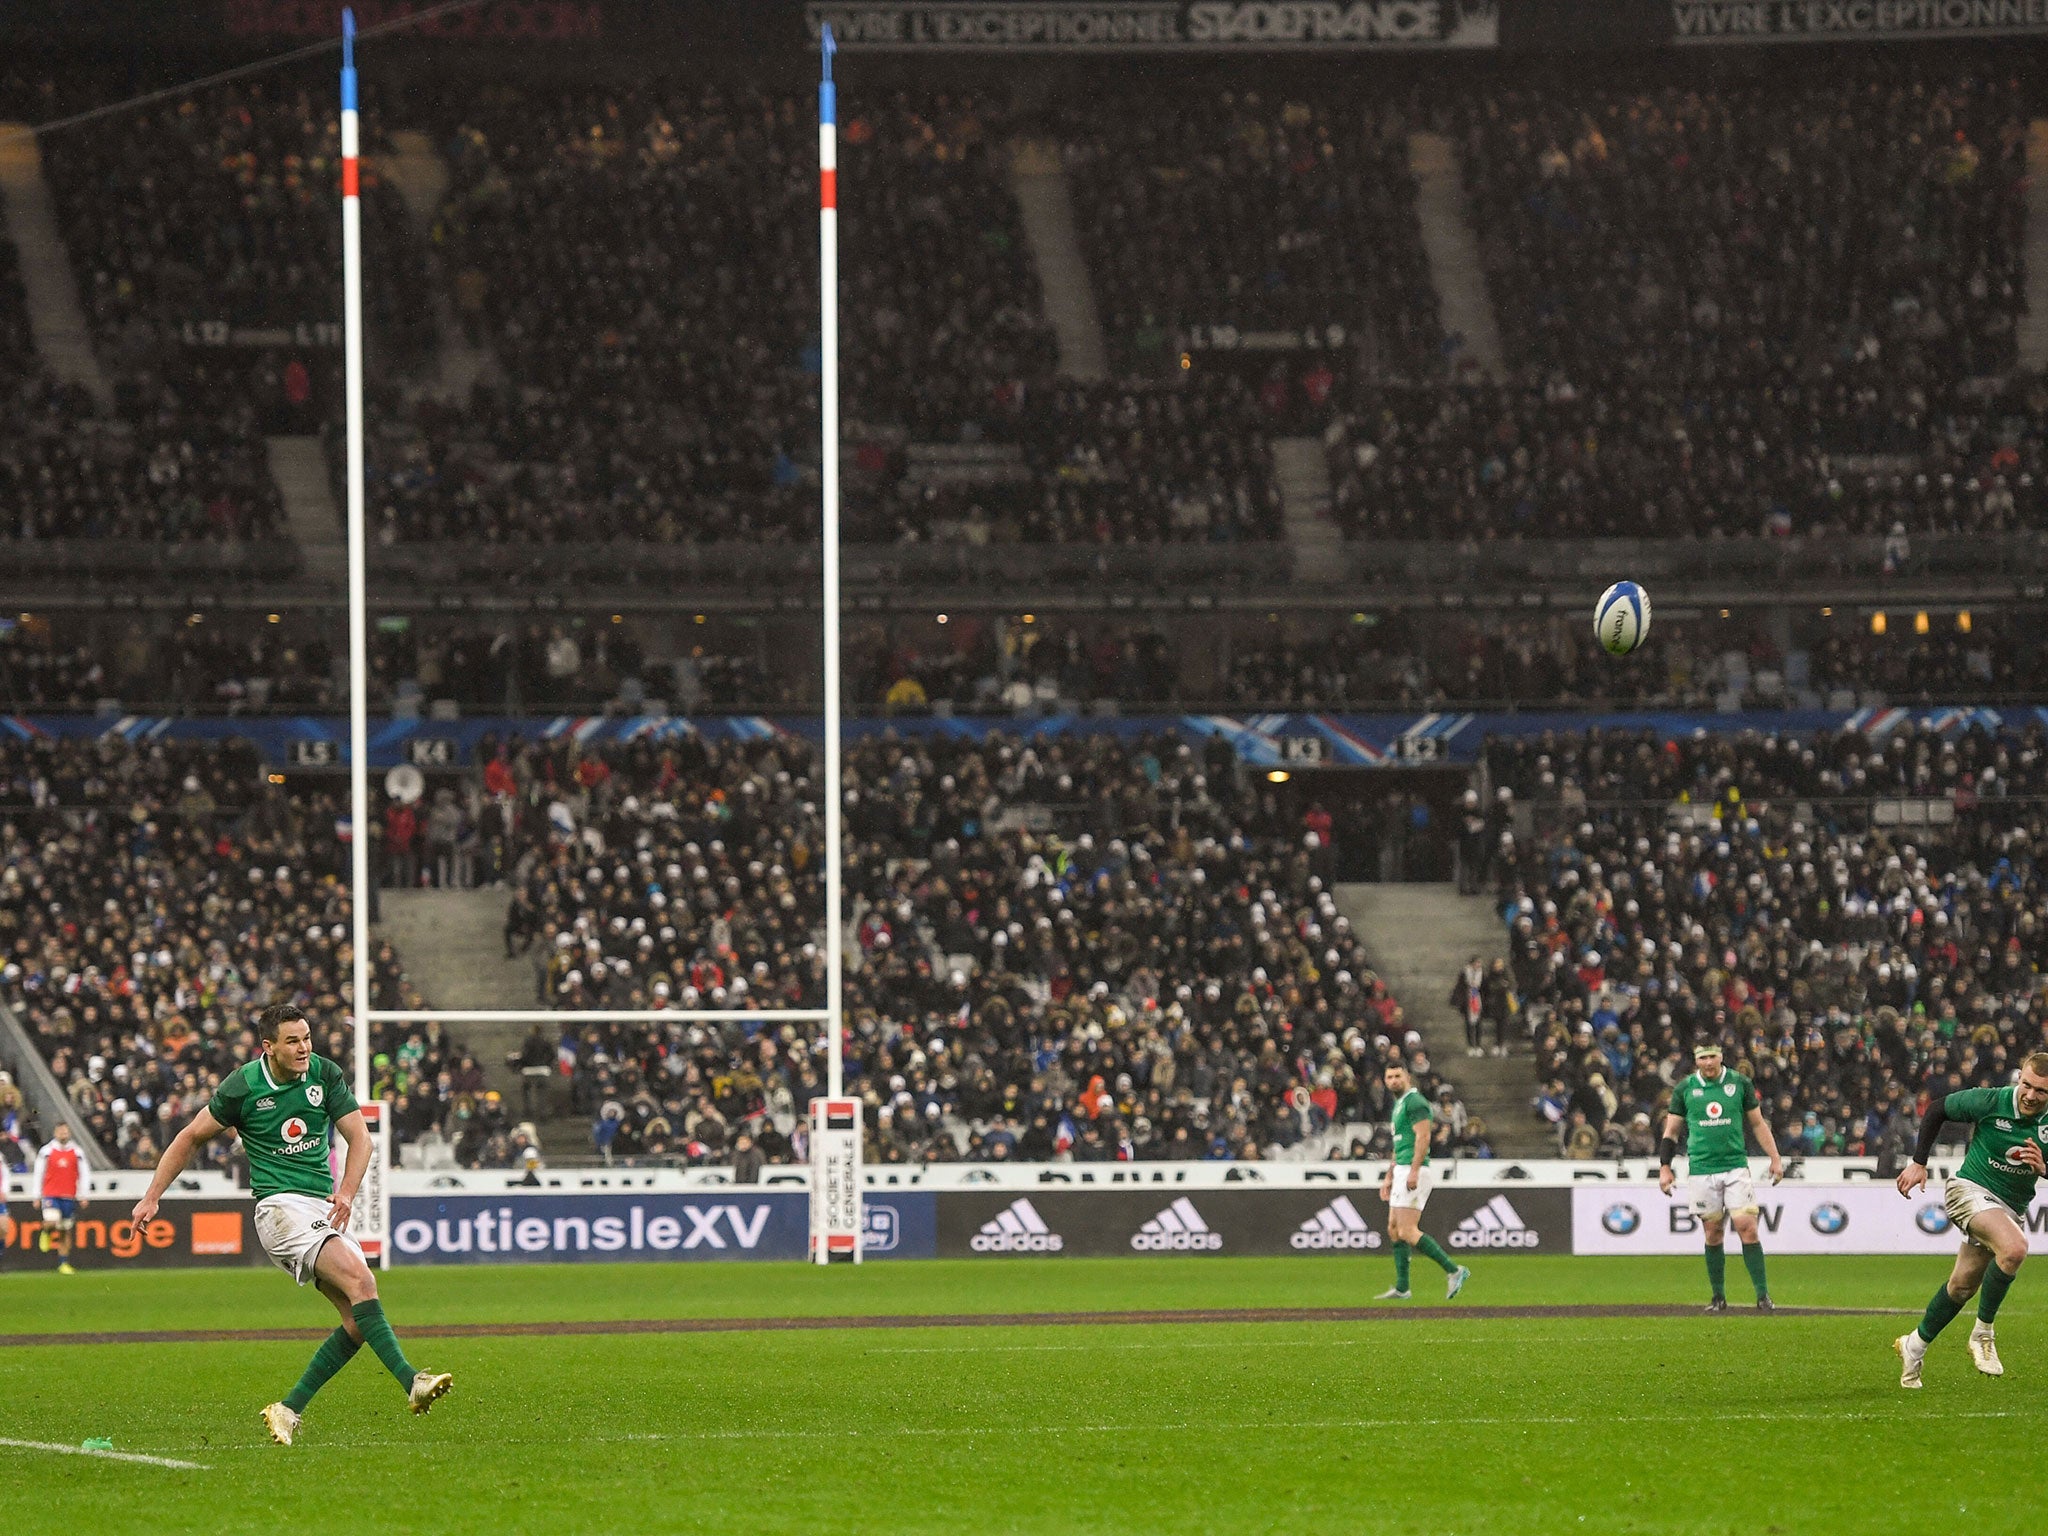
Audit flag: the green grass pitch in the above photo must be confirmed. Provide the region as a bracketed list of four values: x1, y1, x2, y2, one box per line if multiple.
[0, 1256, 2022, 1534]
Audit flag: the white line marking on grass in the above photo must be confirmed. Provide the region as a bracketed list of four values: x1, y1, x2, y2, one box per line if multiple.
[867, 1334, 1666, 1354]
[0, 1437, 207, 1470]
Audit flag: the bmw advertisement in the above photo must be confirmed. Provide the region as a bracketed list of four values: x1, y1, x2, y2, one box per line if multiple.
[1572, 1183, 2004, 1255]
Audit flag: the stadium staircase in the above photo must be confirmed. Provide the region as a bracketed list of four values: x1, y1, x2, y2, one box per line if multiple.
[377, 130, 500, 399]
[0, 124, 112, 408]
[1335, 882, 1547, 1155]
[2022, 119, 2048, 372]
[375, 889, 589, 1155]
[1273, 437, 1344, 585]
[1009, 139, 1109, 382]
[264, 437, 346, 584]
[1406, 132, 1503, 381]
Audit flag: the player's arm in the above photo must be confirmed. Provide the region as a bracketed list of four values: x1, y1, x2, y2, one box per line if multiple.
[1744, 1106, 1784, 1184]
[31, 1142, 46, 1204]
[130, 1108, 227, 1224]
[1407, 1115, 1431, 1191]
[329, 1109, 371, 1231]
[1656, 1112, 1683, 1194]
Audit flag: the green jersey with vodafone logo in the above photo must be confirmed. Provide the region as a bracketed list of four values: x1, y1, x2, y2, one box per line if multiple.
[1669, 1069, 1757, 1176]
[206, 1053, 359, 1201]
[1391, 1088, 1433, 1166]
[1946, 1085, 2048, 1214]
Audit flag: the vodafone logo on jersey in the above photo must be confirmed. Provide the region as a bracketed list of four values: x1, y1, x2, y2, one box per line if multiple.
[282, 1117, 308, 1141]
[1702, 1101, 1726, 1122]
[279, 1117, 322, 1155]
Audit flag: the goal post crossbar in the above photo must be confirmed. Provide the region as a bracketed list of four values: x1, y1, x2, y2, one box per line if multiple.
[363, 1009, 832, 1024]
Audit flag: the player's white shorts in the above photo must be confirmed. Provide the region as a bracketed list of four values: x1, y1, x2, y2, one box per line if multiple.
[1688, 1167, 1758, 1220]
[1944, 1179, 2021, 1251]
[1387, 1163, 1436, 1212]
[254, 1193, 363, 1286]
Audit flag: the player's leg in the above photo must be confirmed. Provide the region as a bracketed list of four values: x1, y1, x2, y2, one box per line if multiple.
[1898, 1237, 1993, 1388]
[312, 1235, 451, 1412]
[1729, 1176, 1771, 1310]
[277, 1269, 368, 1426]
[1402, 1169, 1464, 1294]
[1379, 1205, 1418, 1298]
[1964, 1207, 2025, 1376]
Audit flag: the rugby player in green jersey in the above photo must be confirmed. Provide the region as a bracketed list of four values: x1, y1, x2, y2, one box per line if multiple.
[1891, 1050, 2048, 1386]
[1374, 1062, 1471, 1301]
[1657, 1043, 1785, 1313]
[131, 1004, 452, 1444]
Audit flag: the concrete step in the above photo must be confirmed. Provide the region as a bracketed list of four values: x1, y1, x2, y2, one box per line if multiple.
[374, 887, 539, 1099]
[1336, 882, 1547, 1155]
[1408, 132, 1503, 382]
[2022, 121, 2048, 372]
[1273, 435, 1344, 585]
[379, 129, 498, 399]
[0, 124, 110, 407]
[265, 436, 346, 584]
[1010, 139, 1108, 383]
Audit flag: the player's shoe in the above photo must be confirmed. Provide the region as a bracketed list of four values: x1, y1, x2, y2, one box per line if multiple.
[1894, 1330, 1927, 1389]
[1373, 1287, 1411, 1301]
[1755, 1295, 1776, 1314]
[1704, 1297, 1728, 1314]
[1447, 1265, 1472, 1300]
[56, 1262, 75, 1275]
[409, 1370, 453, 1415]
[1969, 1325, 2004, 1377]
[261, 1403, 300, 1446]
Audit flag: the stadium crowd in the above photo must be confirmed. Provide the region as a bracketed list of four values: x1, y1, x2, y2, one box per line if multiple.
[1483, 721, 2048, 1160]
[488, 730, 1474, 1164]
[0, 738, 537, 1174]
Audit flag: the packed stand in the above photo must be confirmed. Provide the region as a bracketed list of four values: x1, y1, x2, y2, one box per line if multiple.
[38, 78, 430, 367]
[487, 730, 1466, 1164]
[0, 739, 528, 1173]
[408, 85, 1052, 544]
[1327, 67, 2035, 541]
[1060, 91, 1442, 380]
[1483, 722, 2048, 1160]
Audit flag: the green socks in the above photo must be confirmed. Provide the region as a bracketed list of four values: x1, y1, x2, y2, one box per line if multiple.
[283, 1326, 361, 1413]
[1415, 1234, 1458, 1274]
[351, 1299, 417, 1388]
[1704, 1246, 1726, 1300]
[1392, 1241, 1412, 1292]
[1741, 1243, 1769, 1300]
[1919, 1282, 1965, 1343]
[1979, 1264, 2017, 1325]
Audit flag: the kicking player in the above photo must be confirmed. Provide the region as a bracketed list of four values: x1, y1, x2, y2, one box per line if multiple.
[1892, 1051, 2048, 1387]
[1658, 1043, 1785, 1313]
[1375, 1062, 1472, 1301]
[131, 1003, 451, 1444]
[33, 1122, 87, 1275]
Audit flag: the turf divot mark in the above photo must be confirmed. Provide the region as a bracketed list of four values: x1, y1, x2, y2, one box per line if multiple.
[0, 1301, 1905, 1349]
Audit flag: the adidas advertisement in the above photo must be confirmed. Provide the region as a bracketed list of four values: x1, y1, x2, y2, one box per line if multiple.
[939, 1187, 1566, 1258]
[1450, 1195, 1541, 1249]
[1131, 1197, 1224, 1252]
[1290, 1195, 1382, 1250]
[969, 1197, 1066, 1253]
[1568, 1183, 2048, 1256]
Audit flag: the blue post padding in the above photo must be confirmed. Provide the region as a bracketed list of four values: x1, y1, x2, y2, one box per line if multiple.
[820, 81, 835, 126]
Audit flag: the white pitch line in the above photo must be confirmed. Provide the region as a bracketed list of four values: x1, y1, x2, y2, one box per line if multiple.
[866, 1334, 1666, 1355]
[245, 1406, 2019, 1455]
[0, 1437, 207, 1470]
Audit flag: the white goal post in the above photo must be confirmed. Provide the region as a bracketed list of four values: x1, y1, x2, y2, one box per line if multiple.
[336, 13, 857, 1262]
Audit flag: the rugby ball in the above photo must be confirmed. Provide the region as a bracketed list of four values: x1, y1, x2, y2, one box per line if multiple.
[1595, 581, 1651, 656]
